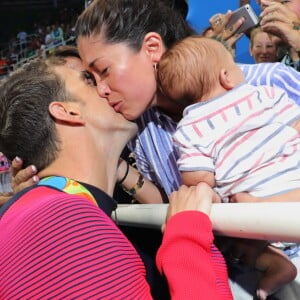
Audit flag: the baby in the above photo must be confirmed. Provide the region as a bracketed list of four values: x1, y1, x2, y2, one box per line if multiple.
[158, 36, 299, 300]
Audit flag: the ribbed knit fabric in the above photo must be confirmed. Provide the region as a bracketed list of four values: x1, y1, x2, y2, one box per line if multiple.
[157, 211, 233, 300]
[0, 187, 152, 299]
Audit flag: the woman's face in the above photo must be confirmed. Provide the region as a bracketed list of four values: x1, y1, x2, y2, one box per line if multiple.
[77, 34, 161, 121]
[250, 32, 278, 63]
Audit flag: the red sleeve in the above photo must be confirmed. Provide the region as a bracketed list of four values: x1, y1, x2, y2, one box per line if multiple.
[156, 211, 228, 300]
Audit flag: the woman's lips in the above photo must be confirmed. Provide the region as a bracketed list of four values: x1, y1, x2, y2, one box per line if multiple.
[110, 100, 122, 112]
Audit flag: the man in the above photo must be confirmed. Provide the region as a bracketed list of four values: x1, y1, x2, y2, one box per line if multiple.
[0, 57, 230, 299]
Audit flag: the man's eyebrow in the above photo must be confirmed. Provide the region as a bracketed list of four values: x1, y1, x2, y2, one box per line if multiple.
[80, 71, 87, 80]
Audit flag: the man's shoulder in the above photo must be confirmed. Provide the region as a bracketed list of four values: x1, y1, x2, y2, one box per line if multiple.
[0, 185, 94, 221]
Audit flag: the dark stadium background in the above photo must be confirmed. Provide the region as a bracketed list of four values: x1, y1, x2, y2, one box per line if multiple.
[0, 0, 84, 45]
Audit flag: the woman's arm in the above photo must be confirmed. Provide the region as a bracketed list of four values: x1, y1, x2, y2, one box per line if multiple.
[117, 159, 166, 203]
[5, 157, 167, 206]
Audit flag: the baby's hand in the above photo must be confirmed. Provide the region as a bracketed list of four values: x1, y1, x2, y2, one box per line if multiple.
[230, 192, 260, 203]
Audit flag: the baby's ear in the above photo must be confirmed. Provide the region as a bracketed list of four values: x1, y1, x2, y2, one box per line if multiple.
[48, 101, 85, 126]
[219, 68, 235, 90]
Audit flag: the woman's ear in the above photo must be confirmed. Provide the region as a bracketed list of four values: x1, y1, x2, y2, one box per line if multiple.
[143, 32, 166, 63]
[49, 101, 85, 126]
[219, 68, 235, 90]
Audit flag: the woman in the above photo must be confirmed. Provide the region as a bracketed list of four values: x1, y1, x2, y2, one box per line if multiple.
[249, 26, 279, 63]
[75, 2, 300, 300]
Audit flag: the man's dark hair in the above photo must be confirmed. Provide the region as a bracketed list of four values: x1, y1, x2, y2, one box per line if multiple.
[75, 0, 194, 51]
[0, 57, 71, 170]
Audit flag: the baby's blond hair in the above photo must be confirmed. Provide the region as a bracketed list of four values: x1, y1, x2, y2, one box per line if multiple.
[158, 36, 228, 104]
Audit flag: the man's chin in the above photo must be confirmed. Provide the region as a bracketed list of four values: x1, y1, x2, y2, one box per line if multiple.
[128, 122, 138, 138]
[122, 119, 138, 141]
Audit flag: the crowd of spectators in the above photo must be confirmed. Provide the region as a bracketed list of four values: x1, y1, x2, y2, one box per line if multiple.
[0, 6, 78, 77]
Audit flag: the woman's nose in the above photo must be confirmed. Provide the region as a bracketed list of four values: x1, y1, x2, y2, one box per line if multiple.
[96, 81, 111, 97]
[261, 46, 268, 53]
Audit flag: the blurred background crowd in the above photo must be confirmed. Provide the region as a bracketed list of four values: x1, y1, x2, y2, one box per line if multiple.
[0, 0, 84, 77]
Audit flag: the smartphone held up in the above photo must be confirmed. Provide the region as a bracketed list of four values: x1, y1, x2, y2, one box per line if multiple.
[226, 4, 259, 34]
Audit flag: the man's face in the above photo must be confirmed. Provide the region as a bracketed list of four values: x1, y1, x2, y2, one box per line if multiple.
[53, 64, 137, 136]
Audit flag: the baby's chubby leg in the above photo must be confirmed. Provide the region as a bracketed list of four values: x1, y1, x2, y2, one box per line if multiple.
[255, 245, 297, 300]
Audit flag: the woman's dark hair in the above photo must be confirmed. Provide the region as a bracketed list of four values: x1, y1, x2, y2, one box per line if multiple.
[76, 0, 194, 50]
[52, 45, 81, 59]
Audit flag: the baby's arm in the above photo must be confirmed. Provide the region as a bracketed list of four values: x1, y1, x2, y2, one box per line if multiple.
[231, 189, 300, 203]
[181, 170, 215, 188]
[181, 170, 221, 203]
[292, 119, 300, 134]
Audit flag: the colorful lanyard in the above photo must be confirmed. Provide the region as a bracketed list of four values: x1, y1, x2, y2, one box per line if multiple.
[38, 176, 98, 207]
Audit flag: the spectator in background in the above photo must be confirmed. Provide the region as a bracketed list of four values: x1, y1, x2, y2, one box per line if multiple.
[16, 29, 27, 47]
[8, 47, 18, 65]
[258, 0, 300, 71]
[44, 26, 54, 48]
[0, 57, 8, 76]
[52, 23, 64, 46]
[16, 29, 28, 59]
[249, 26, 279, 63]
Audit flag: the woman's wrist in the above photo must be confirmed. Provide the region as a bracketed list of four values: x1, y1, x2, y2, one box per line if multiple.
[119, 163, 145, 195]
[118, 160, 129, 184]
[122, 171, 144, 196]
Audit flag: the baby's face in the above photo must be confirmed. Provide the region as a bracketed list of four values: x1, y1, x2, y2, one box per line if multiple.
[217, 43, 246, 86]
[229, 62, 246, 86]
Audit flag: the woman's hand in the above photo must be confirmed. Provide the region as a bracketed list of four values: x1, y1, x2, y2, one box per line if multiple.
[162, 183, 220, 232]
[260, 0, 300, 51]
[11, 157, 39, 193]
[0, 157, 39, 207]
[0, 192, 13, 206]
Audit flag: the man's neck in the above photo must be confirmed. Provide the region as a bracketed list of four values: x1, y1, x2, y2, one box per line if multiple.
[38, 150, 119, 198]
